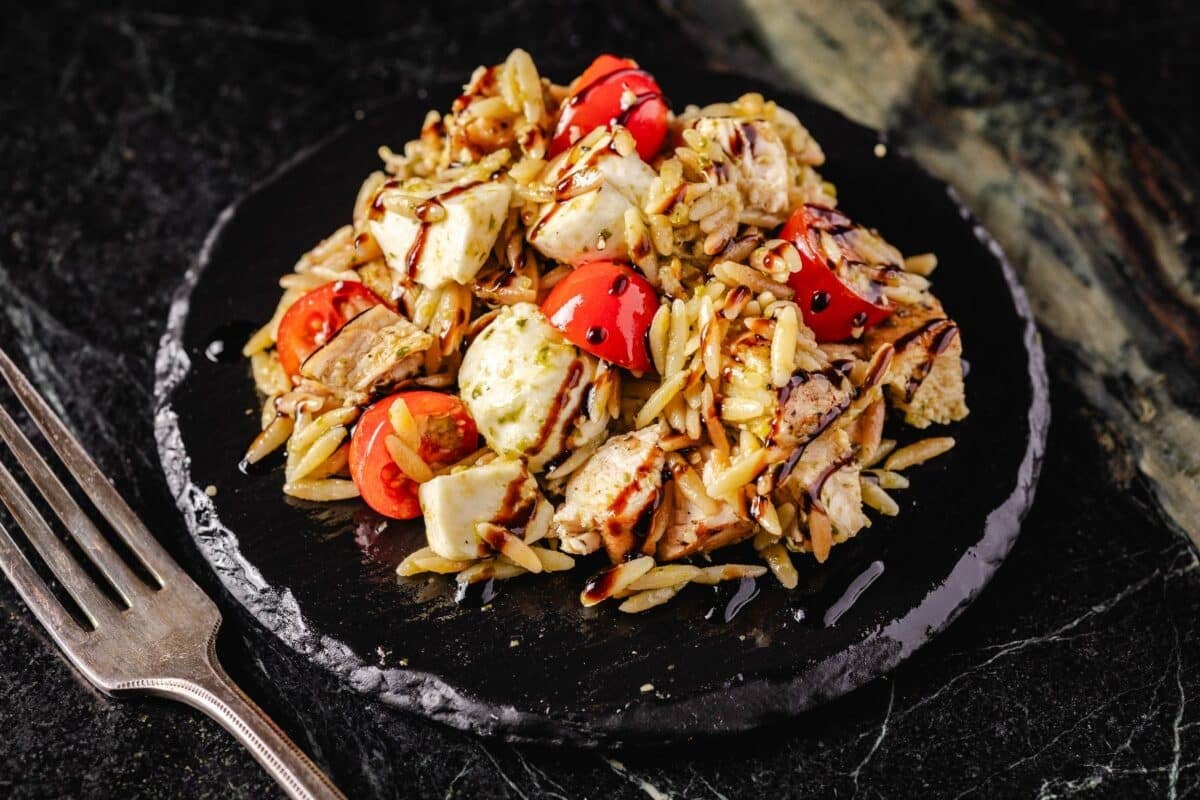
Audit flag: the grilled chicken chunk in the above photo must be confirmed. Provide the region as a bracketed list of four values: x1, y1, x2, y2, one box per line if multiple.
[419, 458, 553, 561]
[774, 427, 868, 561]
[684, 117, 791, 225]
[369, 179, 512, 289]
[863, 298, 968, 429]
[655, 476, 753, 562]
[526, 128, 656, 264]
[768, 368, 856, 454]
[552, 425, 666, 562]
[300, 305, 433, 400]
[721, 330, 855, 454]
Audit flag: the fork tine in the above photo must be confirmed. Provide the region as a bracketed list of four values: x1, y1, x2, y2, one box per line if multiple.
[0, 459, 120, 627]
[0, 348, 182, 587]
[0, 403, 149, 605]
[0, 518, 88, 644]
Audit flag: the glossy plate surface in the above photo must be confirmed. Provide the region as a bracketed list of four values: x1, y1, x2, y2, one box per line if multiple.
[154, 72, 1048, 746]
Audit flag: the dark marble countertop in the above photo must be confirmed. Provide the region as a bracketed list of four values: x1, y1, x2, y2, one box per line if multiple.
[2, 1, 1198, 797]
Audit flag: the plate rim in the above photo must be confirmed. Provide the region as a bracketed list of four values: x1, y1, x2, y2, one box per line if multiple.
[153, 75, 1050, 747]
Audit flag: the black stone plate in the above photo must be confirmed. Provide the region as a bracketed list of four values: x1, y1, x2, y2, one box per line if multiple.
[154, 71, 1049, 747]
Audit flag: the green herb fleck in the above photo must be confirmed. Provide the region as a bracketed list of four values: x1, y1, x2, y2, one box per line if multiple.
[498, 402, 527, 425]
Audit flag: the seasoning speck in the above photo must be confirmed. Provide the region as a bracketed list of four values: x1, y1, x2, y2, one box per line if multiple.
[509, 639, 520, 648]
[204, 485, 218, 497]
[873, 143, 887, 158]
[399, 658, 409, 666]
[640, 683, 654, 693]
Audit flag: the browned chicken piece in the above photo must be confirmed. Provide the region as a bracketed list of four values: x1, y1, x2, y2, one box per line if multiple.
[552, 426, 666, 562]
[774, 427, 868, 561]
[722, 330, 855, 452]
[863, 298, 968, 429]
[767, 368, 856, 455]
[656, 489, 753, 562]
[655, 463, 754, 562]
[300, 305, 433, 400]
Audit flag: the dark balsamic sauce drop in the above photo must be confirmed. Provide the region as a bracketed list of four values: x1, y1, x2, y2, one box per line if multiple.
[704, 576, 760, 623]
[810, 291, 831, 313]
[851, 311, 869, 328]
[455, 578, 500, 607]
[823, 560, 885, 627]
[585, 326, 607, 344]
[582, 562, 627, 606]
[609, 274, 629, 295]
[724, 577, 760, 622]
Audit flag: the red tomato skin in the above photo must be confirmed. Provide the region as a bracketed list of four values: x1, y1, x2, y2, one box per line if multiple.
[349, 392, 479, 520]
[780, 206, 893, 342]
[541, 261, 658, 373]
[569, 54, 634, 94]
[275, 281, 385, 378]
[550, 55, 669, 162]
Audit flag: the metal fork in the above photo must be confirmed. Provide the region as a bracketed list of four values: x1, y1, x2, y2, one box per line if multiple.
[0, 348, 345, 800]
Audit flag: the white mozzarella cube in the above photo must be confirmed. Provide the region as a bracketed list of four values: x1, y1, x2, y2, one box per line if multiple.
[458, 303, 608, 472]
[418, 458, 544, 561]
[370, 180, 512, 289]
[526, 134, 655, 264]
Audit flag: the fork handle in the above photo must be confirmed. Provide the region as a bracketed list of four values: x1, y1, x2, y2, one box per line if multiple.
[144, 661, 347, 800]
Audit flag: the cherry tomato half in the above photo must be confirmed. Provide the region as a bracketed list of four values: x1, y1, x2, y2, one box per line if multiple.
[550, 55, 669, 162]
[275, 281, 385, 378]
[349, 391, 479, 519]
[541, 260, 658, 373]
[780, 205, 893, 342]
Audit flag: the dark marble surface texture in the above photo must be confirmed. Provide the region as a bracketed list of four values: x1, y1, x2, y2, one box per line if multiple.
[1, 2, 1197, 798]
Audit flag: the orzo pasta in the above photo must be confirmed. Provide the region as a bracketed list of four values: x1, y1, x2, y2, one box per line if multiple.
[242, 51, 969, 613]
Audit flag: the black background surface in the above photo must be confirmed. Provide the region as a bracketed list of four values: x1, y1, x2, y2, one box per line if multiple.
[2, 1, 1198, 797]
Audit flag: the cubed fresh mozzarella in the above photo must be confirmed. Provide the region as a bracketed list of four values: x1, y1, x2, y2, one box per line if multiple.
[458, 302, 609, 472]
[418, 458, 547, 561]
[526, 130, 656, 264]
[369, 180, 512, 289]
